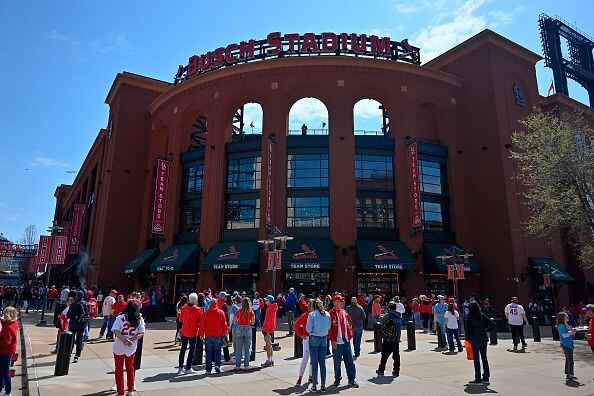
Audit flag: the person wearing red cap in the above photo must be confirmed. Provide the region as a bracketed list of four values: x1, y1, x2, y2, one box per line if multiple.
[505, 296, 528, 351]
[112, 295, 127, 318]
[99, 290, 117, 339]
[328, 294, 358, 388]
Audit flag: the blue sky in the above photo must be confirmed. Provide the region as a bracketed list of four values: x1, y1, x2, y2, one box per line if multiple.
[0, 0, 592, 243]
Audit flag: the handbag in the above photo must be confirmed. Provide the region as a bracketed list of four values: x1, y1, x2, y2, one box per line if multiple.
[465, 340, 474, 360]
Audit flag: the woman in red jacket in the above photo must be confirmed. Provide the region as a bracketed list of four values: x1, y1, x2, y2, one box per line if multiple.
[294, 299, 314, 385]
[178, 293, 203, 375]
[0, 306, 18, 396]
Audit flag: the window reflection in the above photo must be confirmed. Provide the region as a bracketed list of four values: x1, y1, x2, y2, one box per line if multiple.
[225, 199, 260, 229]
[179, 205, 201, 233]
[227, 157, 261, 191]
[287, 197, 329, 227]
[182, 163, 204, 198]
[287, 154, 329, 188]
[419, 160, 442, 194]
[422, 201, 443, 231]
[356, 197, 395, 228]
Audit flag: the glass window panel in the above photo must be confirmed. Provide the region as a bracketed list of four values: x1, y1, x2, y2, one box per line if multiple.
[286, 196, 329, 228]
[355, 196, 395, 228]
[225, 198, 260, 229]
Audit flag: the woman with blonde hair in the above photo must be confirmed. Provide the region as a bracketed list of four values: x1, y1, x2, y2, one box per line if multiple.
[0, 306, 18, 396]
[233, 296, 255, 371]
[306, 298, 331, 392]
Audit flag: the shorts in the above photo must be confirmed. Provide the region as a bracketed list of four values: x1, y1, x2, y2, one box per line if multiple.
[263, 332, 273, 346]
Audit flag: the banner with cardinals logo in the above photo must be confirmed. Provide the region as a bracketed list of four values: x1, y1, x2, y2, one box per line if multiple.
[36, 235, 51, 265]
[68, 204, 85, 254]
[408, 142, 422, 229]
[151, 159, 171, 235]
[51, 236, 68, 265]
[281, 239, 334, 270]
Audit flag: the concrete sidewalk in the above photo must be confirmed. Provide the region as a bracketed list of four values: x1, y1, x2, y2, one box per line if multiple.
[21, 311, 594, 396]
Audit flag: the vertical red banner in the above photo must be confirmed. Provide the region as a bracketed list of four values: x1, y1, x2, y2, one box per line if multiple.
[151, 159, 171, 234]
[36, 235, 51, 265]
[62, 221, 72, 241]
[408, 142, 422, 229]
[456, 264, 466, 279]
[68, 204, 85, 254]
[543, 274, 551, 287]
[27, 255, 37, 274]
[51, 236, 68, 265]
[265, 135, 275, 234]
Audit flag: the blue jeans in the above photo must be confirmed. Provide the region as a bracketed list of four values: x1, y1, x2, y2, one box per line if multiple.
[235, 325, 252, 368]
[352, 326, 363, 356]
[446, 327, 462, 351]
[179, 336, 197, 370]
[100, 315, 115, 338]
[254, 309, 261, 328]
[437, 322, 447, 348]
[471, 340, 489, 381]
[309, 335, 327, 386]
[205, 336, 222, 373]
[332, 341, 356, 383]
[413, 312, 421, 328]
[0, 354, 11, 395]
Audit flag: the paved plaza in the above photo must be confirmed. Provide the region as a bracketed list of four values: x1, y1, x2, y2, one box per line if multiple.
[15, 312, 592, 396]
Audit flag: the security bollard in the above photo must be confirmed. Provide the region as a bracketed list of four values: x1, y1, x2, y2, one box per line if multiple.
[406, 321, 416, 351]
[551, 317, 559, 341]
[250, 327, 256, 361]
[374, 323, 383, 352]
[133, 336, 144, 370]
[193, 337, 204, 365]
[294, 327, 303, 358]
[532, 317, 541, 342]
[54, 331, 74, 376]
[489, 318, 498, 345]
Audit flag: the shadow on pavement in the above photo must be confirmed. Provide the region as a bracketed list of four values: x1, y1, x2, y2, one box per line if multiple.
[143, 372, 178, 382]
[81, 391, 114, 396]
[271, 384, 309, 395]
[368, 375, 396, 385]
[463, 384, 498, 394]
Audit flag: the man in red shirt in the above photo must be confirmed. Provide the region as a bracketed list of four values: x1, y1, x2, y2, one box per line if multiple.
[200, 300, 228, 374]
[584, 304, 594, 355]
[328, 294, 358, 388]
[47, 285, 59, 310]
[261, 295, 278, 367]
[112, 295, 127, 317]
[178, 293, 203, 374]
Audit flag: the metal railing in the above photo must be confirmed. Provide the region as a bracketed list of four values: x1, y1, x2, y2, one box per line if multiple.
[288, 129, 329, 135]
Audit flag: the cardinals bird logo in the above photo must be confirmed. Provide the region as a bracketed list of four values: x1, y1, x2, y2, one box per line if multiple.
[292, 244, 318, 260]
[373, 245, 398, 260]
[162, 249, 179, 263]
[218, 245, 239, 260]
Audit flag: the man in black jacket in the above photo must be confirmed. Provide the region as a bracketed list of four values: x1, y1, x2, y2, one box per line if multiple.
[67, 291, 89, 363]
[465, 301, 495, 386]
[376, 302, 401, 376]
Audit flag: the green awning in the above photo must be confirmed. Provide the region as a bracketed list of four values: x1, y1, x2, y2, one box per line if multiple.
[282, 239, 334, 270]
[423, 243, 479, 273]
[123, 248, 159, 275]
[356, 240, 415, 271]
[203, 241, 259, 271]
[150, 244, 199, 273]
[529, 257, 575, 282]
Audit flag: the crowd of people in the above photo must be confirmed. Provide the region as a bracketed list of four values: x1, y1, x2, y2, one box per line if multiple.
[4, 282, 593, 395]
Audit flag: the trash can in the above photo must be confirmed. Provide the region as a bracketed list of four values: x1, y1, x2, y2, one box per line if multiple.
[54, 331, 74, 376]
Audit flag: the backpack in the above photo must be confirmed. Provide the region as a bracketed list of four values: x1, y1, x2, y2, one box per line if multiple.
[380, 319, 399, 343]
[77, 301, 90, 324]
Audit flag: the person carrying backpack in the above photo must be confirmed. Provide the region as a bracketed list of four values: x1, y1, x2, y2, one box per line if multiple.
[376, 301, 401, 376]
[67, 291, 90, 363]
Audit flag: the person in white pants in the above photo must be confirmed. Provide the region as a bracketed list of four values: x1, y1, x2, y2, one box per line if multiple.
[294, 299, 314, 386]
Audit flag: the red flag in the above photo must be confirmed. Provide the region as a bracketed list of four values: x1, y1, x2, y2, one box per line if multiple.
[547, 80, 555, 96]
[250, 121, 255, 128]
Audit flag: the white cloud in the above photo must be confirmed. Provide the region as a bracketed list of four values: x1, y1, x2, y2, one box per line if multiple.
[92, 32, 132, 54]
[413, 0, 489, 62]
[288, 98, 328, 131]
[31, 156, 68, 168]
[354, 99, 383, 119]
[488, 9, 514, 27]
[393, 0, 449, 15]
[48, 30, 79, 45]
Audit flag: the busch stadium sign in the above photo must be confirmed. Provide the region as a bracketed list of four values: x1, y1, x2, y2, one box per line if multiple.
[174, 32, 421, 84]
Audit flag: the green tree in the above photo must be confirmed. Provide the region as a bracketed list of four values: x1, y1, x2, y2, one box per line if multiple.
[511, 106, 594, 268]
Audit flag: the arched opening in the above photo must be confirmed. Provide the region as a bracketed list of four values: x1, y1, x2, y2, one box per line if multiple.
[231, 102, 263, 141]
[353, 98, 390, 136]
[182, 114, 208, 152]
[288, 97, 329, 135]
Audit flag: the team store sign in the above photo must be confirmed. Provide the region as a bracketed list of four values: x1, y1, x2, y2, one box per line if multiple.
[175, 32, 421, 84]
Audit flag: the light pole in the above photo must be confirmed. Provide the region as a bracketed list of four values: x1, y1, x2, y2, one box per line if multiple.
[439, 245, 472, 304]
[258, 226, 293, 297]
[38, 222, 63, 325]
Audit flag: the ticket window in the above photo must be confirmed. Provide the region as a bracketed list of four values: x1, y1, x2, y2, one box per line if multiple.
[358, 273, 400, 300]
[286, 272, 330, 297]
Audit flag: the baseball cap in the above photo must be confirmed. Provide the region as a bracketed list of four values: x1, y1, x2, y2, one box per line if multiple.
[583, 304, 594, 312]
[332, 294, 345, 302]
[265, 295, 274, 302]
[438, 295, 445, 300]
[76, 291, 84, 298]
[511, 296, 519, 303]
[110, 289, 117, 295]
[289, 287, 295, 293]
[218, 291, 228, 298]
[117, 294, 124, 300]
[87, 291, 94, 298]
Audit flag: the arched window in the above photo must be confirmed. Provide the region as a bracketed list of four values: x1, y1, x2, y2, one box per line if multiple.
[232, 102, 263, 141]
[353, 98, 390, 136]
[288, 97, 329, 136]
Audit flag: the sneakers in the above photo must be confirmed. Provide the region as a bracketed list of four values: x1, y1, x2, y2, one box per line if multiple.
[522, 342, 527, 349]
[73, 356, 79, 363]
[184, 368, 196, 374]
[468, 379, 483, 386]
[177, 368, 184, 375]
[233, 367, 242, 372]
[376, 369, 384, 376]
[392, 370, 400, 377]
[483, 379, 490, 385]
[320, 385, 326, 392]
[296, 377, 302, 386]
[310, 385, 318, 392]
[348, 380, 359, 388]
[332, 380, 340, 387]
[214, 366, 221, 374]
[242, 366, 250, 372]
[261, 360, 274, 367]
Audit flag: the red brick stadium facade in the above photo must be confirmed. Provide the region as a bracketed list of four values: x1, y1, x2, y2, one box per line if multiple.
[52, 29, 593, 310]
